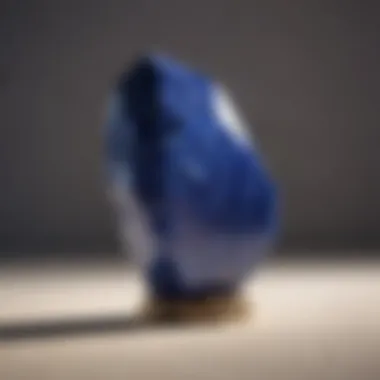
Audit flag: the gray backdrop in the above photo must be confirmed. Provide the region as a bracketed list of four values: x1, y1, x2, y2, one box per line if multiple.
[1, 0, 379, 256]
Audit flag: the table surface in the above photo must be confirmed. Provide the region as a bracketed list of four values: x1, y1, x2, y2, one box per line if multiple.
[1, 257, 379, 380]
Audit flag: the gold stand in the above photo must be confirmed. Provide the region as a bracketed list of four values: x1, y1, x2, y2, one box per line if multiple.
[141, 294, 252, 324]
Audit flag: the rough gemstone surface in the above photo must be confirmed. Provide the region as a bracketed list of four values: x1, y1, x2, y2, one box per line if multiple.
[105, 54, 277, 300]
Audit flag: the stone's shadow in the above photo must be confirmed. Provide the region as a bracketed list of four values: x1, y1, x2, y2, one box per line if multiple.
[0, 298, 250, 343]
[0, 314, 171, 343]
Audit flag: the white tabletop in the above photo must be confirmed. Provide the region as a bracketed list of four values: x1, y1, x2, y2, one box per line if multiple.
[1, 255, 379, 380]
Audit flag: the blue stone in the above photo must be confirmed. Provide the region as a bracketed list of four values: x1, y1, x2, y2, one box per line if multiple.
[105, 54, 278, 300]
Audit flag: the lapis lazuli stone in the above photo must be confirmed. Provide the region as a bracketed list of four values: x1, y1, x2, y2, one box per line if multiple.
[105, 54, 277, 300]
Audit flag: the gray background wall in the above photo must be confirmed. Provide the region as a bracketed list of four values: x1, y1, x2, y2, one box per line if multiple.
[1, 0, 379, 256]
